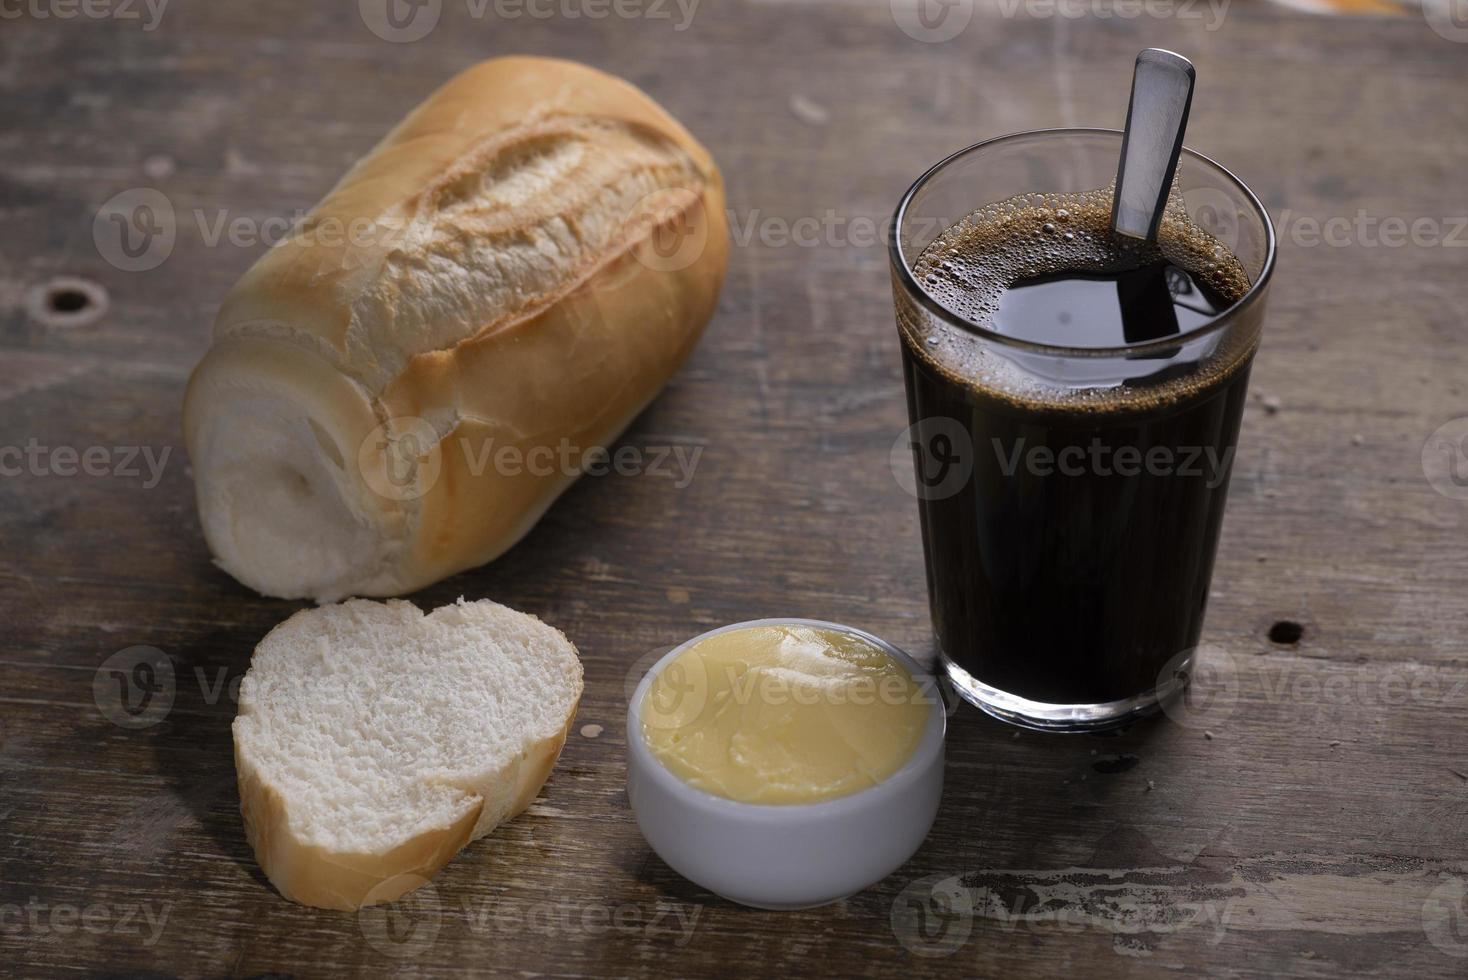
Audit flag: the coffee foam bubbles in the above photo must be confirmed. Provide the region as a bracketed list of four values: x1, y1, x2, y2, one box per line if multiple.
[899, 185, 1259, 414]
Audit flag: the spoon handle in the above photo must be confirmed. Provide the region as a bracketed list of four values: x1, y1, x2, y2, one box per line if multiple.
[1111, 49, 1196, 242]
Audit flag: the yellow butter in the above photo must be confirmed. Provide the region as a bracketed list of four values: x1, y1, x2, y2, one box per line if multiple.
[639, 624, 932, 805]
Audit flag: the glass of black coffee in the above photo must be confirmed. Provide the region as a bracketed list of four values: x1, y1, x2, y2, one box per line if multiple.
[890, 129, 1276, 732]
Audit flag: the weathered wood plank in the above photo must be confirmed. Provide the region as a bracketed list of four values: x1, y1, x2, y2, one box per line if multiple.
[2, 0, 1467, 976]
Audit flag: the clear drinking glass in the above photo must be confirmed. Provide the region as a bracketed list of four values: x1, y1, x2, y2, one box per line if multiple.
[889, 129, 1276, 732]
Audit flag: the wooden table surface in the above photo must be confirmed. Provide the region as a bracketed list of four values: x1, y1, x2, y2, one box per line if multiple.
[3, 1, 1467, 976]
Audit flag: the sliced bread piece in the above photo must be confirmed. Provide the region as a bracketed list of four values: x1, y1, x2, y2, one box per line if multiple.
[233, 597, 583, 910]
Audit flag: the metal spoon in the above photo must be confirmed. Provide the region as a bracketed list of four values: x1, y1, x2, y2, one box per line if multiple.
[1111, 49, 1196, 242]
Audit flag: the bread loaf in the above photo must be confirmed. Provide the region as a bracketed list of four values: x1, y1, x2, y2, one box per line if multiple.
[184, 57, 728, 601]
[233, 597, 584, 910]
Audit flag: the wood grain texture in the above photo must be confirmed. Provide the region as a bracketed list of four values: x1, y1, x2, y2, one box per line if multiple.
[2, 0, 1466, 976]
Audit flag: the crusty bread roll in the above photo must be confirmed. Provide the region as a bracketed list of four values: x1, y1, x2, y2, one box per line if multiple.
[233, 597, 583, 910]
[185, 57, 728, 601]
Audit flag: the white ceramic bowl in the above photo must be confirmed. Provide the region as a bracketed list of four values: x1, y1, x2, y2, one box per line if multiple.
[626, 618, 946, 910]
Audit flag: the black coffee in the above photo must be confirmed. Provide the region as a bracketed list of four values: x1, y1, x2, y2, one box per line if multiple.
[898, 187, 1256, 713]
[995, 263, 1235, 347]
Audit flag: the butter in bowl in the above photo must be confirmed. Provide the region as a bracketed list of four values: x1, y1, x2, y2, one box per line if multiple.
[626, 619, 946, 909]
